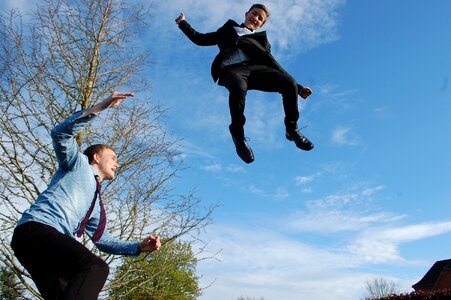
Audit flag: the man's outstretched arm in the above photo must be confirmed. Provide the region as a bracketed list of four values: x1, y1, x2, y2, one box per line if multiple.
[175, 12, 218, 46]
[82, 91, 134, 117]
[51, 92, 133, 170]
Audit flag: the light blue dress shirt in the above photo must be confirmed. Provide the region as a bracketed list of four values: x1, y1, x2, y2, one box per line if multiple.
[17, 110, 140, 256]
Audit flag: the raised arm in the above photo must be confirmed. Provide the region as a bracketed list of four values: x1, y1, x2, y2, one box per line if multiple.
[81, 92, 134, 117]
[175, 12, 218, 46]
[52, 92, 134, 170]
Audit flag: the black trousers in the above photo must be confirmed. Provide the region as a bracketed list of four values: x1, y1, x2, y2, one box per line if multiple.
[11, 221, 109, 300]
[220, 63, 300, 137]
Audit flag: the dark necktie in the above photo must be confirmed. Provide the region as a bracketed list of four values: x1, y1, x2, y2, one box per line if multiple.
[76, 175, 107, 243]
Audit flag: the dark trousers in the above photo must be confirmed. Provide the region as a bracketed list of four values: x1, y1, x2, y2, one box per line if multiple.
[220, 63, 300, 137]
[11, 221, 109, 300]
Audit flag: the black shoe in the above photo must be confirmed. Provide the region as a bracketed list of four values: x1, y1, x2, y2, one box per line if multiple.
[231, 136, 254, 164]
[286, 130, 314, 151]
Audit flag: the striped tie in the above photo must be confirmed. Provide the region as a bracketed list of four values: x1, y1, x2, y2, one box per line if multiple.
[76, 175, 107, 243]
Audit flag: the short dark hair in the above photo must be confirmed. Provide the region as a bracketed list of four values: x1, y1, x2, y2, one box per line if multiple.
[248, 4, 270, 19]
[83, 144, 115, 164]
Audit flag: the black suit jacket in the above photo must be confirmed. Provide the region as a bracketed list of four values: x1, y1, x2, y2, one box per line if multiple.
[178, 19, 300, 88]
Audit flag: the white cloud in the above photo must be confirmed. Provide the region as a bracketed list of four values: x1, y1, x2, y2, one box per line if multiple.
[373, 105, 391, 118]
[347, 221, 451, 264]
[362, 185, 385, 197]
[331, 126, 360, 146]
[311, 85, 359, 114]
[307, 191, 359, 208]
[295, 175, 315, 184]
[178, 139, 216, 159]
[245, 94, 284, 147]
[153, 0, 344, 55]
[379, 222, 451, 242]
[281, 183, 402, 234]
[263, 0, 344, 56]
[274, 187, 290, 200]
[248, 184, 267, 197]
[202, 162, 222, 172]
[226, 164, 245, 173]
[285, 210, 405, 234]
[196, 216, 451, 300]
[302, 187, 314, 193]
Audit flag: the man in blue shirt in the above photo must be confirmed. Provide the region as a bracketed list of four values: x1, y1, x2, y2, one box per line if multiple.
[11, 92, 161, 300]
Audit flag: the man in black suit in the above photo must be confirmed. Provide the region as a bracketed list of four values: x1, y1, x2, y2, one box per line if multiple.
[176, 4, 314, 164]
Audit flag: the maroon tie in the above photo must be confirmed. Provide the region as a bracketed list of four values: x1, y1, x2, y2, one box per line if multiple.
[76, 175, 106, 243]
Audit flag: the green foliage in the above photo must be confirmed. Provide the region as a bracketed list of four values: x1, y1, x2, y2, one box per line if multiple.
[0, 266, 24, 300]
[108, 240, 201, 300]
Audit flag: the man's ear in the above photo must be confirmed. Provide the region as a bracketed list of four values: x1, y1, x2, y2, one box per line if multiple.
[92, 153, 101, 164]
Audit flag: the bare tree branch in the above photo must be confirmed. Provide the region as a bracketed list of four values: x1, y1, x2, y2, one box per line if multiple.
[0, 0, 215, 297]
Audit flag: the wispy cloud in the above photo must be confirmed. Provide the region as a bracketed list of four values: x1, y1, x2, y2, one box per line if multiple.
[274, 187, 290, 200]
[295, 171, 321, 185]
[286, 210, 405, 234]
[285, 184, 398, 234]
[196, 181, 451, 299]
[197, 214, 451, 300]
[302, 187, 314, 193]
[373, 105, 392, 119]
[248, 184, 267, 197]
[306, 188, 368, 209]
[178, 139, 216, 159]
[244, 94, 284, 147]
[311, 84, 360, 114]
[153, 0, 344, 56]
[197, 224, 364, 300]
[202, 162, 222, 172]
[347, 221, 451, 264]
[226, 164, 245, 173]
[331, 126, 360, 146]
[362, 185, 385, 197]
[263, 0, 344, 57]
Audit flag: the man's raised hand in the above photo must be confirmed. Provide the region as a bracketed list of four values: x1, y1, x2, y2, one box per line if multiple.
[103, 92, 135, 109]
[175, 13, 185, 24]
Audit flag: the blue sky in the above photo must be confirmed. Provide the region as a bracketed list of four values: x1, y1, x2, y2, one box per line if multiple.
[3, 0, 451, 299]
[147, 1, 451, 299]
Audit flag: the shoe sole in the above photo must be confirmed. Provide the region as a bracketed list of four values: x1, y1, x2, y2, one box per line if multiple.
[286, 134, 314, 151]
[238, 155, 254, 164]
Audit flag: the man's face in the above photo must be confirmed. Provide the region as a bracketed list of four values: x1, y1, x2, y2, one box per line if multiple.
[244, 7, 267, 31]
[95, 148, 119, 180]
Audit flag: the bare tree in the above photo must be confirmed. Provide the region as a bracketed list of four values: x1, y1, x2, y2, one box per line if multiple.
[364, 277, 399, 300]
[0, 0, 215, 298]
